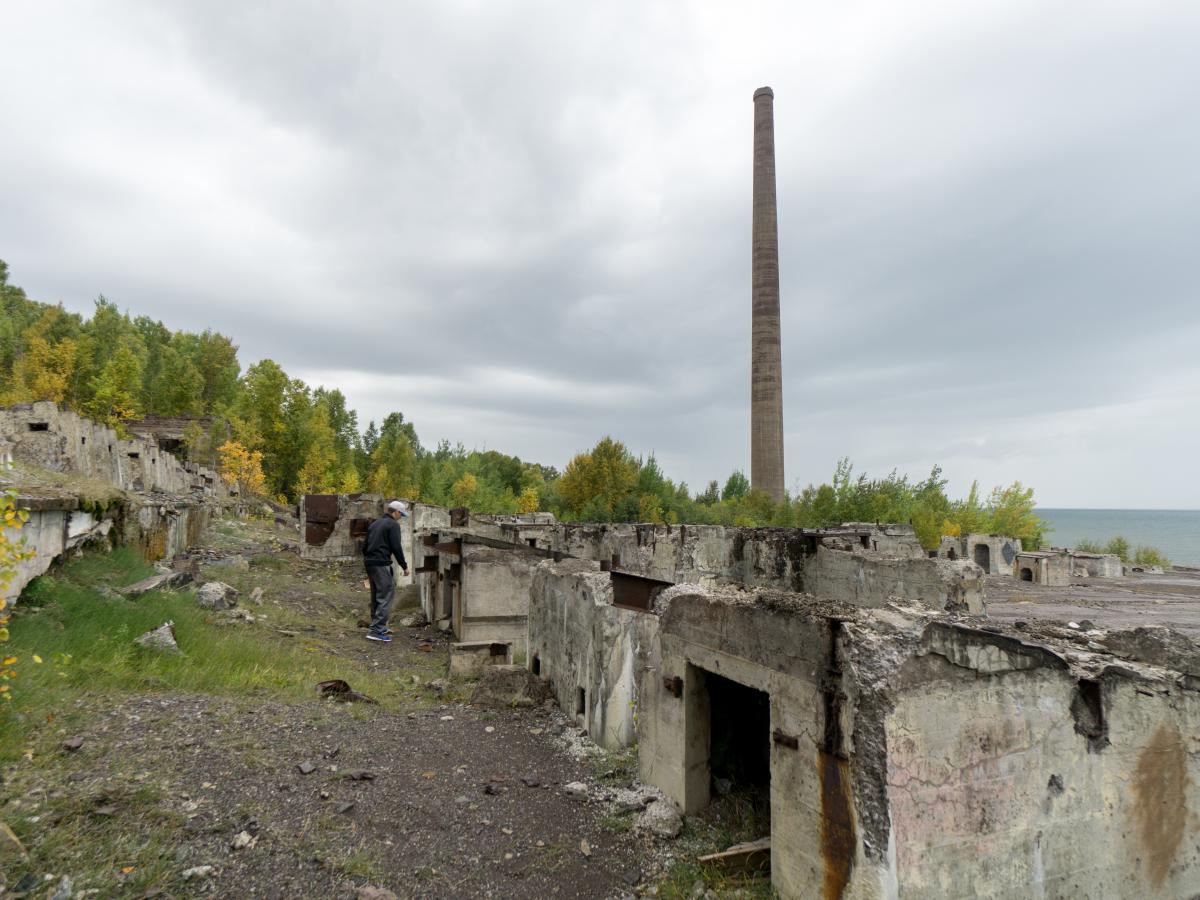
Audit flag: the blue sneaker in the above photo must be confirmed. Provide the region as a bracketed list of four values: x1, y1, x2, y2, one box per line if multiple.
[365, 632, 392, 643]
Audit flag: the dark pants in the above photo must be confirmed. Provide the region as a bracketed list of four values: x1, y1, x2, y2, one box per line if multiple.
[366, 565, 395, 636]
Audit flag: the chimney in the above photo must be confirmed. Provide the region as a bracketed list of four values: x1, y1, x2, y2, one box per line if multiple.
[751, 86, 785, 501]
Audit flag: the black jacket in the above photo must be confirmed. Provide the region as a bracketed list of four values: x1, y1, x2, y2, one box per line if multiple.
[362, 515, 408, 569]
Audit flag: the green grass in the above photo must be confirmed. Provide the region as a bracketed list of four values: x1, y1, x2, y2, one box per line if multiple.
[652, 789, 775, 899]
[1074, 536, 1171, 568]
[0, 547, 408, 757]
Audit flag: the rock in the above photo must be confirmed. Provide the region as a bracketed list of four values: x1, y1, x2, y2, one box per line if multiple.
[49, 875, 72, 900]
[1101, 626, 1200, 674]
[212, 556, 250, 572]
[637, 800, 683, 838]
[62, 736, 85, 752]
[230, 830, 256, 850]
[196, 582, 239, 610]
[613, 787, 653, 811]
[96, 586, 122, 600]
[297, 762, 316, 775]
[181, 865, 215, 881]
[218, 608, 255, 623]
[426, 679, 448, 694]
[470, 665, 554, 709]
[119, 571, 193, 598]
[563, 781, 589, 800]
[521, 776, 541, 788]
[356, 888, 398, 900]
[580, 838, 593, 857]
[134, 621, 180, 654]
[0, 820, 28, 861]
[249, 587, 265, 605]
[154, 563, 173, 575]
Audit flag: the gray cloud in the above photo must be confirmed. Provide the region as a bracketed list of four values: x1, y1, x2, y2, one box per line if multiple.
[2, 0, 1199, 506]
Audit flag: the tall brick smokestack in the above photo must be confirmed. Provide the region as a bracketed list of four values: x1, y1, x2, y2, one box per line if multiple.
[751, 86, 785, 501]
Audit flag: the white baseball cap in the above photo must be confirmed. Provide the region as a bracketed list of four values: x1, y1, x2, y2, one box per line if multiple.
[387, 500, 409, 517]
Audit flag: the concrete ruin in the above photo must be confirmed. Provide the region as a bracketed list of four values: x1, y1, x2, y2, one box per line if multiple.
[1, 402, 229, 603]
[406, 515, 983, 656]
[937, 532, 1022, 576]
[1015, 550, 1073, 587]
[528, 562, 1200, 898]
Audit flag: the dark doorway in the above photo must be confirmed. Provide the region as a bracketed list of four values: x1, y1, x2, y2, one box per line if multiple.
[706, 671, 771, 832]
[1020, 567, 1034, 582]
[974, 544, 991, 572]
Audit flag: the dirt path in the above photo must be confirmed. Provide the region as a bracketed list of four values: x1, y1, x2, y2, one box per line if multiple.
[3, 519, 672, 899]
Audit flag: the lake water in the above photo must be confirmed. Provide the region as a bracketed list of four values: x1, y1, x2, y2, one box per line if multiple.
[1038, 509, 1200, 567]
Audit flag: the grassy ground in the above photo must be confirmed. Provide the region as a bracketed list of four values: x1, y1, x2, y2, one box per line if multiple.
[0, 542, 428, 762]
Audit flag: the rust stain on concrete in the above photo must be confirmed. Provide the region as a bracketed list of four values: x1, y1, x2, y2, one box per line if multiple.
[1131, 724, 1189, 888]
[820, 751, 855, 900]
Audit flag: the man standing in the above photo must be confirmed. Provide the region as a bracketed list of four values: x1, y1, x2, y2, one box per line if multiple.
[362, 500, 410, 643]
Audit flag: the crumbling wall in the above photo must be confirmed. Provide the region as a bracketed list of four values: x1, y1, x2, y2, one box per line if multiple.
[0, 497, 112, 603]
[457, 544, 546, 652]
[840, 522, 926, 558]
[528, 559, 659, 749]
[2, 492, 215, 604]
[300, 493, 384, 561]
[881, 624, 1200, 899]
[804, 545, 985, 614]
[1069, 551, 1123, 578]
[0, 401, 228, 497]
[638, 587, 870, 899]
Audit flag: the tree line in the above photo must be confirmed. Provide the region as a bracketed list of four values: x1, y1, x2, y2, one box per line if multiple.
[0, 260, 1045, 549]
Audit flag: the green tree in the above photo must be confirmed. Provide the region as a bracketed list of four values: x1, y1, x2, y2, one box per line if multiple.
[558, 437, 638, 519]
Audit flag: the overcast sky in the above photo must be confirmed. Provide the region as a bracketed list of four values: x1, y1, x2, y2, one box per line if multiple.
[3, 1, 1199, 508]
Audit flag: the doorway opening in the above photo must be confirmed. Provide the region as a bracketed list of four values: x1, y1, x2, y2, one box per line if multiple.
[705, 671, 771, 836]
[1020, 567, 1034, 582]
[974, 544, 991, 572]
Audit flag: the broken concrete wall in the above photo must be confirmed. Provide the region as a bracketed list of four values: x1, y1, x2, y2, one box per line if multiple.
[1, 497, 110, 604]
[633, 584, 1200, 898]
[1069, 551, 1123, 578]
[636, 587, 870, 899]
[2, 493, 215, 605]
[805, 545, 986, 614]
[840, 522, 926, 558]
[300, 493, 384, 561]
[527, 559, 659, 750]
[454, 543, 546, 653]
[881, 622, 1200, 899]
[0, 402, 228, 497]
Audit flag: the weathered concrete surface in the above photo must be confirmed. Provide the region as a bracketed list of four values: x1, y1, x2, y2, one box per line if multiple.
[986, 570, 1200, 639]
[805, 545, 986, 614]
[0, 401, 228, 497]
[1015, 550, 1072, 586]
[299, 493, 384, 561]
[885, 623, 1200, 899]
[1068, 551, 1123, 578]
[448, 641, 512, 679]
[119, 570, 194, 597]
[0, 496, 104, 603]
[625, 582, 1200, 898]
[528, 559, 659, 749]
[937, 533, 1022, 576]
